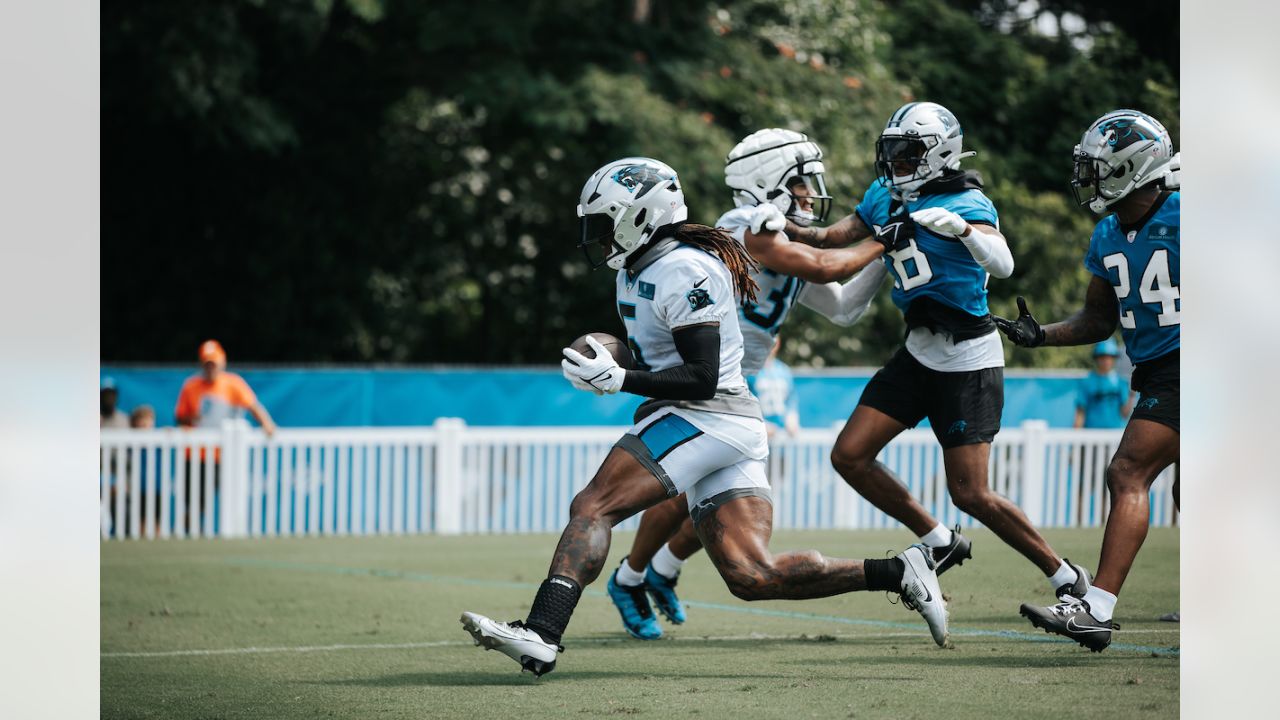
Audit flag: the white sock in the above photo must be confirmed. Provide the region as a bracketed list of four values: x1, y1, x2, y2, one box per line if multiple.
[1048, 560, 1077, 591]
[650, 544, 686, 580]
[615, 558, 646, 587]
[919, 523, 952, 548]
[1083, 586, 1118, 622]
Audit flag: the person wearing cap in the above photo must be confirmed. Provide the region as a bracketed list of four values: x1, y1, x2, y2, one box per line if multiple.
[175, 340, 276, 437]
[1073, 339, 1134, 429]
[101, 377, 129, 428]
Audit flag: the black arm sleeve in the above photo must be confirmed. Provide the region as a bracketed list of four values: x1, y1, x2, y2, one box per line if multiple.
[620, 323, 720, 401]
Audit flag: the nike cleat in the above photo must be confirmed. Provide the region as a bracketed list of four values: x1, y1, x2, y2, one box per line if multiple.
[1020, 600, 1115, 652]
[606, 567, 663, 640]
[897, 544, 949, 647]
[644, 564, 687, 624]
[1055, 559, 1092, 602]
[931, 524, 973, 576]
[460, 611, 562, 676]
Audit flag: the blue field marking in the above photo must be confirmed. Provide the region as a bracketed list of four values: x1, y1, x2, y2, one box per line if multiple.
[226, 557, 1180, 657]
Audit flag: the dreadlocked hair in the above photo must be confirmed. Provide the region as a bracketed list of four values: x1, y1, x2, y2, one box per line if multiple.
[673, 223, 760, 304]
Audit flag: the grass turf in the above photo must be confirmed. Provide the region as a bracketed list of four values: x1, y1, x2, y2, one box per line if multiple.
[102, 527, 1178, 719]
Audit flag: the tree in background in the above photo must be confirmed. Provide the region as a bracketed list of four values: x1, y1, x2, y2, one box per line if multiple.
[101, 0, 1177, 369]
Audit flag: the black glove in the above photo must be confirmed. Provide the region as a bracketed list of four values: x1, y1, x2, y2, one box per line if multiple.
[992, 296, 1046, 347]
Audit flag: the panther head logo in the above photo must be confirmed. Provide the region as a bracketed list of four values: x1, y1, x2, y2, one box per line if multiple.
[612, 164, 671, 198]
[686, 288, 714, 311]
[1098, 119, 1152, 152]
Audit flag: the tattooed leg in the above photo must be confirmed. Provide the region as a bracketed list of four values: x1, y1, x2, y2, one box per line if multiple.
[698, 496, 871, 600]
[548, 446, 671, 585]
[522, 446, 671, 645]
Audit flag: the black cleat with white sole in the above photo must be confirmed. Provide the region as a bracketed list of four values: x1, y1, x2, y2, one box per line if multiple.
[1020, 599, 1116, 652]
[931, 525, 972, 576]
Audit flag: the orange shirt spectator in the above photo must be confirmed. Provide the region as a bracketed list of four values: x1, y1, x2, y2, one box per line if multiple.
[176, 340, 277, 437]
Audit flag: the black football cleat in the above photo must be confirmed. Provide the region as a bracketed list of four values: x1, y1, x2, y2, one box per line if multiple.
[1020, 599, 1116, 652]
[931, 525, 972, 576]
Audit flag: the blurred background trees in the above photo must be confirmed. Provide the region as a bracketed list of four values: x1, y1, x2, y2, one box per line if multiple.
[102, 0, 1178, 368]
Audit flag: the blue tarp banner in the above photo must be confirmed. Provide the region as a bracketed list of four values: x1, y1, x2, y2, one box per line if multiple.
[101, 366, 1086, 429]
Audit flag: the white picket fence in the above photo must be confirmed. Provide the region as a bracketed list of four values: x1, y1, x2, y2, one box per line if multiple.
[99, 420, 1177, 540]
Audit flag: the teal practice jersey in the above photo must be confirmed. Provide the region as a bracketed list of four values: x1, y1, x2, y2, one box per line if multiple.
[1083, 192, 1180, 365]
[855, 177, 998, 318]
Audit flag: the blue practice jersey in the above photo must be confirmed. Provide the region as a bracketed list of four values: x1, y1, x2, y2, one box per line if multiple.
[748, 359, 797, 429]
[855, 177, 999, 318]
[1083, 192, 1180, 365]
[1076, 371, 1129, 429]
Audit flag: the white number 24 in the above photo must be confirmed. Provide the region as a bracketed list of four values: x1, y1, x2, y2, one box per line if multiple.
[1101, 249, 1180, 329]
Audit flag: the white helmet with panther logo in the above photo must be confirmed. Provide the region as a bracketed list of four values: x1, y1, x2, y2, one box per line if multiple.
[875, 102, 975, 201]
[577, 157, 688, 270]
[1071, 109, 1177, 213]
[725, 128, 832, 226]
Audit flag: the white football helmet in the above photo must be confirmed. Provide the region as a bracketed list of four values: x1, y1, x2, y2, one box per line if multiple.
[576, 157, 688, 270]
[725, 128, 832, 226]
[875, 102, 975, 200]
[1071, 110, 1177, 213]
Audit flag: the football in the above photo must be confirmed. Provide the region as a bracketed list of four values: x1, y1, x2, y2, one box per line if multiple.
[567, 332, 634, 370]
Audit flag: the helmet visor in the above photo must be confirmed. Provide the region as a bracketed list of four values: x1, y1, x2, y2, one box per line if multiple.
[785, 173, 832, 225]
[578, 213, 627, 269]
[875, 136, 930, 182]
[1070, 152, 1104, 207]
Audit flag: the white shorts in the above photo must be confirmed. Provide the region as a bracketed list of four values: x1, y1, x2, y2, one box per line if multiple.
[615, 408, 771, 525]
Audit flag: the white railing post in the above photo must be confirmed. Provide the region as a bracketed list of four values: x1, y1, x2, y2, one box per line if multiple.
[219, 419, 250, 538]
[1019, 420, 1048, 527]
[434, 418, 465, 534]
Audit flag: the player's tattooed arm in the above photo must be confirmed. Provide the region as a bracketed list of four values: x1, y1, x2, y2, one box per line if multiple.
[784, 212, 872, 248]
[1043, 275, 1121, 347]
[745, 224, 883, 284]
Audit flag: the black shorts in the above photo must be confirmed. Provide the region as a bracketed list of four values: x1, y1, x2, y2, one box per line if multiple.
[1130, 349, 1179, 433]
[858, 346, 1003, 449]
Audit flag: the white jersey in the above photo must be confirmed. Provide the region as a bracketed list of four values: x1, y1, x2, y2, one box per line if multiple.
[716, 207, 806, 376]
[616, 241, 767, 460]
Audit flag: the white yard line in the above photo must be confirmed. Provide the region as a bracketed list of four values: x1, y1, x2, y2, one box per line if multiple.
[101, 629, 1178, 659]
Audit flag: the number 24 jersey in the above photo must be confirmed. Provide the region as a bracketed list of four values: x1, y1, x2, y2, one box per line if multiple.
[1083, 192, 1180, 365]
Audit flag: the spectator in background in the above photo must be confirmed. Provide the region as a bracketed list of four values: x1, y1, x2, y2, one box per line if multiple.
[129, 405, 155, 429]
[176, 340, 276, 437]
[1074, 339, 1134, 429]
[101, 377, 129, 428]
[749, 337, 800, 440]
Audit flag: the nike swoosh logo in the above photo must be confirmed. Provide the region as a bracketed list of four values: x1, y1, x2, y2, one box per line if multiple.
[693, 276, 708, 288]
[1065, 617, 1110, 633]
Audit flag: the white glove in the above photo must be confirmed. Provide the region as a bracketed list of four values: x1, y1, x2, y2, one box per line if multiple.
[910, 207, 969, 238]
[748, 203, 786, 234]
[561, 335, 625, 394]
[562, 365, 603, 395]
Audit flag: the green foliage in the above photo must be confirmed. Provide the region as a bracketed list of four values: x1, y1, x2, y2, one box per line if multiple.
[102, 0, 1178, 369]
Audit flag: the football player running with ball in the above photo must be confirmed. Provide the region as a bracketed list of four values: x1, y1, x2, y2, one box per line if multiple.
[462, 158, 949, 677]
[998, 110, 1180, 652]
[790, 102, 1092, 605]
[604, 130, 890, 640]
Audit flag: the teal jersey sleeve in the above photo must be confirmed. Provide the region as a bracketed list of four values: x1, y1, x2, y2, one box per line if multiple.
[1083, 221, 1113, 279]
[948, 189, 998, 227]
[854, 178, 892, 229]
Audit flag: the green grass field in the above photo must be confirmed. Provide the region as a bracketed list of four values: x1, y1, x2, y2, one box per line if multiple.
[102, 528, 1179, 719]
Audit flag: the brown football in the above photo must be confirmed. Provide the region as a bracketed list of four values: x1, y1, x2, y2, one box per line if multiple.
[567, 332, 634, 370]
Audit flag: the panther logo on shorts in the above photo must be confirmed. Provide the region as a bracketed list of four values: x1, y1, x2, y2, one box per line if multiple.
[1138, 396, 1160, 410]
[947, 420, 967, 436]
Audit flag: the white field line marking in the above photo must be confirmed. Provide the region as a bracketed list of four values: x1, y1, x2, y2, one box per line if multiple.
[101, 629, 1177, 659]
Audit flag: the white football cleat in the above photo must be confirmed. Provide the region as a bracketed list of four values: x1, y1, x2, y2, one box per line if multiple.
[897, 544, 950, 647]
[460, 611, 561, 676]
